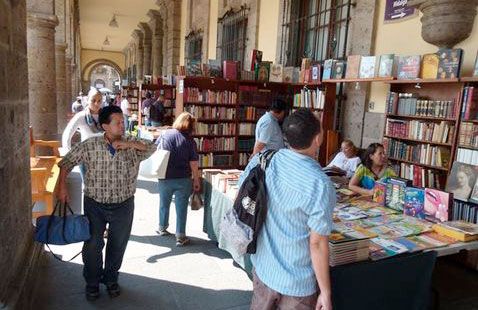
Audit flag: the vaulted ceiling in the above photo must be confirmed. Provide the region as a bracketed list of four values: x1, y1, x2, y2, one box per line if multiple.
[79, 0, 159, 52]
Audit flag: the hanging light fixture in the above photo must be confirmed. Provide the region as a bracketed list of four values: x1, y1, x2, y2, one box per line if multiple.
[109, 14, 119, 28]
[103, 36, 110, 45]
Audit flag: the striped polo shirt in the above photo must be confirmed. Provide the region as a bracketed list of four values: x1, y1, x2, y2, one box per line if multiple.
[239, 149, 335, 297]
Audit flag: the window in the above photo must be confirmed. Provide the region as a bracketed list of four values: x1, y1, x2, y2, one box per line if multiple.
[185, 30, 203, 65]
[279, 0, 352, 67]
[217, 5, 248, 65]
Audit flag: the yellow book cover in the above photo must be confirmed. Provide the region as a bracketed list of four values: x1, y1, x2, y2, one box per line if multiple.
[421, 54, 439, 79]
[432, 224, 478, 242]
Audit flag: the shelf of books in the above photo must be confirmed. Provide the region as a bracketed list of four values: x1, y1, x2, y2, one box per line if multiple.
[456, 80, 478, 165]
[175, 75, 336, 169]
[383, 81, 463, 190]
[138, 83, 176, 126]
[121, 86, 140, 117]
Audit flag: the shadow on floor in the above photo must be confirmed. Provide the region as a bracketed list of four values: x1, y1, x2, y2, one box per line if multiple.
[35, 255, 251, 310]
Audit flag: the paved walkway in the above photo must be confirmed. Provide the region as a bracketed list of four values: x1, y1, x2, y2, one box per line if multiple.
[34, 169, 252, 309]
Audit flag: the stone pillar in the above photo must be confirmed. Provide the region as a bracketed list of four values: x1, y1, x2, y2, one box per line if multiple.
[55, 43, 68, 133]
[133, 30, 144, 84]
[139, 22, 153, 78]
[27, 11, 59, 140]
[152, 33, 163, 80]
[65, 56, 72, 106]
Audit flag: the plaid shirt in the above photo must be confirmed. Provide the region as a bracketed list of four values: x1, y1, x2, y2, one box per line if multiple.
[58, 134, 156, 204]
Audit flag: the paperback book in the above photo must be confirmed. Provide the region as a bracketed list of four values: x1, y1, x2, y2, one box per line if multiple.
[421, 53, 439, 79]
[397, 55, 421, 80]
[385, 177, 412, 211]
[378, 54, 395, 77]
[345, 55, 361, 79]
[424, 188, 452, 222]
[404, 187, 426, 219]
[359, 56, 376, 79]
[436, 48, 463, 79]
[322, 59, 334, 80]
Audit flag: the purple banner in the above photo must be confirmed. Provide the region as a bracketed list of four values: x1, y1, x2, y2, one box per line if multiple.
[384, 0, 416, 22]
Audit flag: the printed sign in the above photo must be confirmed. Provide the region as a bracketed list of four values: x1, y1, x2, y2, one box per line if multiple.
[384, 0, 417, 23]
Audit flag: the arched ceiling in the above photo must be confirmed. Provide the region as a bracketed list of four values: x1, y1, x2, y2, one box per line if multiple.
[79, 0, 159, 52]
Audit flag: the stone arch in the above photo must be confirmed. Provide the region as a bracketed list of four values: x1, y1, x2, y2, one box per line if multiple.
[81, 58, 124, 92]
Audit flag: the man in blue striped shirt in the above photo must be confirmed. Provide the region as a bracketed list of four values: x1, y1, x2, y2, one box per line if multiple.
[240, 109, 335, 309]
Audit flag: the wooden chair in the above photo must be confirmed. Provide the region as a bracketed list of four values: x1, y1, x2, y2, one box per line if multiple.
[29, 126, 61, 157]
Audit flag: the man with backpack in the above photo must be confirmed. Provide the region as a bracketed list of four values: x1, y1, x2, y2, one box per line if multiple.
[239, 109, 335, 310]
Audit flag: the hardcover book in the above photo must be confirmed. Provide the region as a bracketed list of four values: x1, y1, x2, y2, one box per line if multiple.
[208, 59, 222, 78]
[436, 48, 463, 79]
[186, 60, 202, 76]
[359, 56, 376, 79]
[445, 162, 478, 202]
[385, 177, 412, 211]
[372, 181, 387, 206]
[283, 67, 295, 83]
[397, 55, 421, 80]
[404, 187, 426, 219]
[269, 63, 283, 82]
[255, 61, 271, 82]
[421, 53, 439, 79]
[322, 59, 334, 80]
[223, 60, 239, 80]
[345, 55, 361, 79]
[378, 54, 395, 77]
[248, 49, 263, 71]
[333, 61, 346, 79]
[424, 188, 452, 222]
[311, 64, 321, 84]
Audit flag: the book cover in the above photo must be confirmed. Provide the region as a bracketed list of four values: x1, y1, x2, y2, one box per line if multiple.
[378, 54, 395, 77]
[359, 56, 376, 79]
[301, 58, 312, 70]
[208, 59, 223, 78]
[322, 59, 334, 80]
[223, 60, 239, 80]
[248, 49, 263, 71]
[404, 187, 426, 219]
[432, 223, 478, 242]
[256, 61, 271, 82]
[397, 55, 421, 80]
[445, 162, 478, 202]
[469, 178, 478, 204]
[369, 237, 408, 261]
[311, 64, 321, 84]
[424, 188, 452, 222]
[439, 220, 478, 235]
[385, 177, 411, 211]
[372, 181, 387, 206]
[269, 63, 283, 82]
[436, 48, 463, 79]
[283, 67, 295, 83]
[474, 51, 478, 77]
[186, 59, 202, 76]
[345, 55, 361, 79]
[421, 53, 439, 79]
[333, 61, 346, 79]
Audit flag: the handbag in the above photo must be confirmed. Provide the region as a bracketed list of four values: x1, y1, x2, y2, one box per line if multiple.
[35, 201, 90, 245]
[139, 141, 170, 179]
[189, 192, 203, 210]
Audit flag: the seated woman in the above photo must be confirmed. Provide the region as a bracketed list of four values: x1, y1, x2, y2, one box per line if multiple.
[349, 143, 396, 196]
[326, 139, 361, 178]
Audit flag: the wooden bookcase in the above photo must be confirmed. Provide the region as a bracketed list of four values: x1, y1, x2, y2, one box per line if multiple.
[138, 83, 176, 126]
[455, 78, 478, 165]
[381, 79, 465, 189]
[121, 86, 140, 117]
[175, 76, 337, 169]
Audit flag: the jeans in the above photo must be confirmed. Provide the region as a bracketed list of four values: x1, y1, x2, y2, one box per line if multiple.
[158, 178, 192, 237]
[151, 121, 162, 127]
[82, 196, 134, 286]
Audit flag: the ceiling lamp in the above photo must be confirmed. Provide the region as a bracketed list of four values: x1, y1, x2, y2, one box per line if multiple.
[103, 36, 110, 45]
[109, 14, 119, 28]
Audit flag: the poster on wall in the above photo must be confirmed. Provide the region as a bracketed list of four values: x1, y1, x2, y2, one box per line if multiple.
[384, 0, 417, 23]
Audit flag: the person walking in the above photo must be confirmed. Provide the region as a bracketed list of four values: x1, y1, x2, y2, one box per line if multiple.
[240, 108, 335, 310]
[141, 91, 155, 126]
[57, 105, 156, 301]
[156, 112, 201, 246]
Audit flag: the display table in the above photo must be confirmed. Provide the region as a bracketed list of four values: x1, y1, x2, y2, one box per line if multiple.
[202, 178, 478, 309]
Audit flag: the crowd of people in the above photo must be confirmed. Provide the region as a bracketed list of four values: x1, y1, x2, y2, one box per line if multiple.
[57, 92, 398, 309]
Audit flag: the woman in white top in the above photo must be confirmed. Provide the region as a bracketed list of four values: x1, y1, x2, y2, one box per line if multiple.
[62, 88, 103, 153]
[326, 139, 361, 178]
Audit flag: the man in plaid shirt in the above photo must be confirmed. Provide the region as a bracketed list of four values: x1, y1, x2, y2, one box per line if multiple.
[57, 105, 156, 301]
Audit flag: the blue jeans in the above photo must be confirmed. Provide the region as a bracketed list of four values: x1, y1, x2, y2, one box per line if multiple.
[82, 196, 134, 286]
[151, 121, 162, 127]
[158, 178, 192, 237]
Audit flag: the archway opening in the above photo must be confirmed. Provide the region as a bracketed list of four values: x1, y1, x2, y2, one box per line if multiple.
[88, 64, 121, 93]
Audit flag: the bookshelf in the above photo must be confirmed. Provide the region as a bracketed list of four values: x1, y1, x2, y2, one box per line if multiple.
[121, 86, 140, 117]
[456, 79, 478, 165]
[382, 80, 465, 189]
[175, 76, 337, 169]
[138, 83, 176, 126]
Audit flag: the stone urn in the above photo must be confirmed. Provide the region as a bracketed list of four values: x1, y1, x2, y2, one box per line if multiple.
[408, 0, 478, 48]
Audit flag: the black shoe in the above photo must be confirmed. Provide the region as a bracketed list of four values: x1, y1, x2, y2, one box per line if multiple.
[104, 282, 121, 298]
[85, 285, 100, 301]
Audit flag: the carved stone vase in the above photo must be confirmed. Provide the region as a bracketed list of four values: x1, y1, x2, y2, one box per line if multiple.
[408, 0, 478, 48]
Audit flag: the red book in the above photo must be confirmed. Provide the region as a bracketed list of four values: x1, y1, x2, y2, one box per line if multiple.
[223, 61, 238, 80]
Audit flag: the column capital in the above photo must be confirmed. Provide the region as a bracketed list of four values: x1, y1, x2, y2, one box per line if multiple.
[27, 12, 59, 28]
[55, 42, 68, 52]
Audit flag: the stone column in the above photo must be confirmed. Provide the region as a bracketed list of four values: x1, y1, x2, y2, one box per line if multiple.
[55, 43, 68, 133]
[133, 30, 144, 84]
[65, 56, 72, 105]
[143, 39, 152, 78]
[152, 33, 163, 80]
[27, 11, 59, 140]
